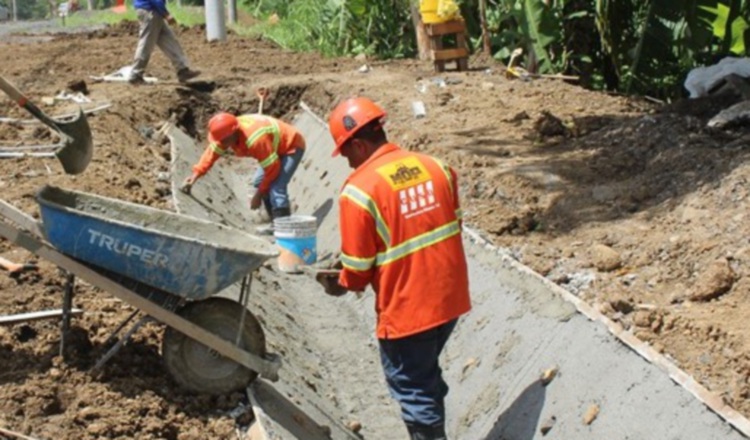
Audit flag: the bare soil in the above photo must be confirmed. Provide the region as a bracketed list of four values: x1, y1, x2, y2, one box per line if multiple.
[1, 16, 750, 439]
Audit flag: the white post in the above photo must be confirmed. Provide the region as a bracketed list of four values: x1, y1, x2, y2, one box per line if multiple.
[87, 0, 93, 10]
[227, 0, 237, 24]
[205, 0, 227, 42]
[11, 0, 17, 21]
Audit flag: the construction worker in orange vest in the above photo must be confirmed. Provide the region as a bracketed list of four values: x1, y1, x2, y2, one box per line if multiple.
[318, 97, 471, 440]
[180, 112, 306, 221]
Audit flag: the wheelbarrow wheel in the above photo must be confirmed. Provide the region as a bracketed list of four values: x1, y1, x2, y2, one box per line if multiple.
[162, 297, 266, 395]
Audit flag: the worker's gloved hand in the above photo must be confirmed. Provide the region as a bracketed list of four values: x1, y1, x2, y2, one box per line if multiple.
[180, 175, 197, 194]
[250, 191, 264, 210]
[315, 272, 347, 297]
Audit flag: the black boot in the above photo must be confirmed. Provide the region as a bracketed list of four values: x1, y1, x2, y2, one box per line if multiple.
[271, 207, 291, 220]
[406, 423, 447, 440]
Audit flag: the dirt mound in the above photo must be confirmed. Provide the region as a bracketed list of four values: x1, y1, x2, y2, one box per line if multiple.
[1, 19, 750, 437]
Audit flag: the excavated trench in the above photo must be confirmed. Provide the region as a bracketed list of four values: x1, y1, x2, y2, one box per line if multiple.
[163, 81, 750, 440]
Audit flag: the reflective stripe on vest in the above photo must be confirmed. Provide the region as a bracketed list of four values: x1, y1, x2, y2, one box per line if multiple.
[341, 253, 376, 271]
[375, 220, 461, 266]
[210, 142, 230, 156]
[240, 115, 281, 169]
[341, 184, 392, 246]
[431, 157, 454, 196]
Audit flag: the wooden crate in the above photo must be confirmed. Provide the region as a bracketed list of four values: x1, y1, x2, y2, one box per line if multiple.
[425, 20, 469, 72]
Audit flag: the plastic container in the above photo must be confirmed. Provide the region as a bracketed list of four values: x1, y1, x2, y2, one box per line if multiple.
[420, 0, 460, 24]
[420, 0, 441, 24]
[273, 215, 317, 273]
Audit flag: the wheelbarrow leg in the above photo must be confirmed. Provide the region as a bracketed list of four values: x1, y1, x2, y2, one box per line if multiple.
[102, 309, 140, 347]
[93, 314, 152, 371]
[236, 275, 252, 346]
[60, 272, 75, 361]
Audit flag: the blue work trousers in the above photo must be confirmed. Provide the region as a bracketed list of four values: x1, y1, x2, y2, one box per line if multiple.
[252, 148, 304, 210]
[379, 319, 458, 427]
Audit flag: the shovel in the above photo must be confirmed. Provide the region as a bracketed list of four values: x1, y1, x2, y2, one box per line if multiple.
[0, 75, 93, 174]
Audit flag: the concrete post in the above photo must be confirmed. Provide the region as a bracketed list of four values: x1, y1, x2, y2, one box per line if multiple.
[227, 0, 237, 25]
[11, 0, 16, 21]
[204, 0, 227, 42]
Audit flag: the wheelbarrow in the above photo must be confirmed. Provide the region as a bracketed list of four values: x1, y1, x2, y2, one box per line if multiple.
[0, 75, 93, 174]
[0, 185, 282, 395]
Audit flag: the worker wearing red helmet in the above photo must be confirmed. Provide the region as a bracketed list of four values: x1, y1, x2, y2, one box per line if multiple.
[181, 112, 306, 220]
[318, 97, 471, 440]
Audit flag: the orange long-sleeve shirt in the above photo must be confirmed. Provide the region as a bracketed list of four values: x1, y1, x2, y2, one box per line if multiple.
[338, 143, 471, 339]
[193, 114, 305, 193]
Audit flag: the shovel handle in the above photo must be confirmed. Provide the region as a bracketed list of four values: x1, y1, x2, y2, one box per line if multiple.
[257, 87, 268, 115]
[0, 75, 26, 105]
[0, 75, 60, 130]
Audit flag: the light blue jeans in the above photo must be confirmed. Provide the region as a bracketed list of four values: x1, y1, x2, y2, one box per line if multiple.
[251, 148, 304, 210]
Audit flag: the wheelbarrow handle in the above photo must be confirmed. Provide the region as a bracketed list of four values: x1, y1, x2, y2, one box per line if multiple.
[0, 75, 61, 131]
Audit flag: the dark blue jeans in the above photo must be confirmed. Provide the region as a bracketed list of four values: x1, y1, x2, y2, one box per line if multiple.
[379, 319, 458, 427]
[252, 148, 304, 210]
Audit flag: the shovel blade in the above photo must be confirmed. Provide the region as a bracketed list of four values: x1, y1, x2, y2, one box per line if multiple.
[54, 108, 93, 175]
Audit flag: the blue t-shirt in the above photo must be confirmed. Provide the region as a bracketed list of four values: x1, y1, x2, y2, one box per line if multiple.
[133, 0, 169, 18]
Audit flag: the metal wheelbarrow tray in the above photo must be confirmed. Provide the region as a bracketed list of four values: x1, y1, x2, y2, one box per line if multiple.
[37, 185, 277, 299]
[0, 187, 282, 391]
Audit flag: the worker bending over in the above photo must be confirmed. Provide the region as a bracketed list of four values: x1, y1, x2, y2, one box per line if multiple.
[181, 112, 306, 221]
[318, 97, 471, 440]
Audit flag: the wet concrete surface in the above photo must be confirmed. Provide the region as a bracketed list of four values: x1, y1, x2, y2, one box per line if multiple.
[168, 106, 750, 439]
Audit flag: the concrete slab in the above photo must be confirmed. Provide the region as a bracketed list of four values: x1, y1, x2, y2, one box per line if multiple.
[169, 105, 750, 440]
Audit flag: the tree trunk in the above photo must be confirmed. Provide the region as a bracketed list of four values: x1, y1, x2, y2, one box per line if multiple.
[411, 4, 430, 61]
[479, 0, 491, 55]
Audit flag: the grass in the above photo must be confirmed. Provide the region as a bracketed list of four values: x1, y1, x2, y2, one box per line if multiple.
[62, 4, 205, 28]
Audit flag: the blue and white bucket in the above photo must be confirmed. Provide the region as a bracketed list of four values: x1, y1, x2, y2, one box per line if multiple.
[273, 215, 317, 273]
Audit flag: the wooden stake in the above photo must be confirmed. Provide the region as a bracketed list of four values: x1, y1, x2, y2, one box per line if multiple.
[411, 5, 430, 61]
[479, 0, 492, 55]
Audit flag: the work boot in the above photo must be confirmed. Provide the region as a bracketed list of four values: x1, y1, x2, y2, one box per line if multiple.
[177, 67, 201, 83]
[406, 423, 447, 440]
[128, 73, 145, 85]
[271, 207, 291, 220]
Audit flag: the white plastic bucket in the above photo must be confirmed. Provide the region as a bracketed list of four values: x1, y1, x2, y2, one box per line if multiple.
[273, 215, 317, 273]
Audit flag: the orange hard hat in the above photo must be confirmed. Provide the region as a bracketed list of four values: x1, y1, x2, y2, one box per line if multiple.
[207, 112, 238, 143]
[328, 97, 386, 157]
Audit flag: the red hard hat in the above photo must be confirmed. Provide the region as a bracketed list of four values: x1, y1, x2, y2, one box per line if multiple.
[328, 97, 386, 157]
[207, 112, 238, 143]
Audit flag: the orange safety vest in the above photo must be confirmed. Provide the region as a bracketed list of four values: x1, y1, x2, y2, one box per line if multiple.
[193, 114, 305, 193]
[338, 143, 471, 339]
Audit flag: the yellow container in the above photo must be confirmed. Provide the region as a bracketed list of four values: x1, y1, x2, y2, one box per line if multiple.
[420, 0, 461, 24]
[420, 0, 443, 24]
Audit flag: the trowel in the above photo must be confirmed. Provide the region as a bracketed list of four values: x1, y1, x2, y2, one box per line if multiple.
[0, 75, 93, 174]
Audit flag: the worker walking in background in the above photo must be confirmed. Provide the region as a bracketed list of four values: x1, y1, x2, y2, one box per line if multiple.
[128, 0, 201, 84]
[181, 112, 306, 222]
[318, 97, 471, 440]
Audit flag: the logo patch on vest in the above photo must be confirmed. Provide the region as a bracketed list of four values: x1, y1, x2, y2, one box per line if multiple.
[399, 181, 439, 219]
[377, 157, 431, 191]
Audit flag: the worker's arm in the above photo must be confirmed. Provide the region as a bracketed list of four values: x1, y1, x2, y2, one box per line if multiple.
[192, 143, 226, 177]
[337, 193, 378, 291]
[180, 143, 226, 193]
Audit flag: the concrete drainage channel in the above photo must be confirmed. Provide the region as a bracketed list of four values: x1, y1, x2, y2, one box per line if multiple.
[168, 104, 750, 440]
